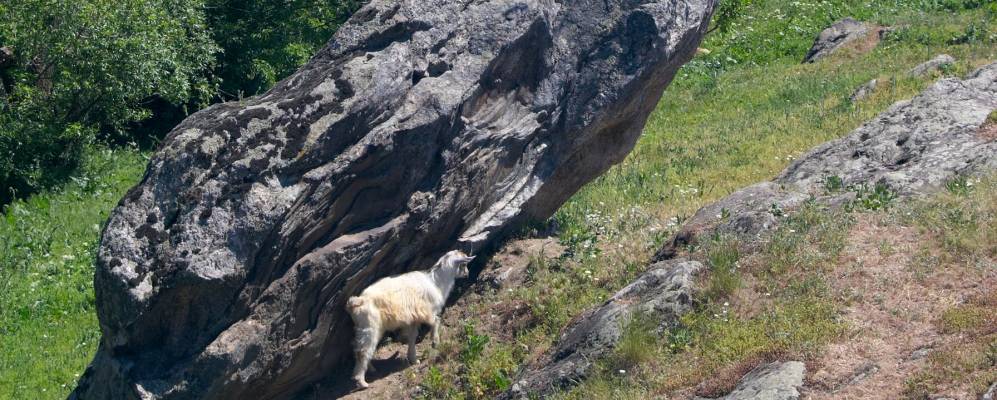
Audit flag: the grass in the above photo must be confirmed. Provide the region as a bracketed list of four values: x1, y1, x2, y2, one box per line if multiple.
[901, 175, 997, 265]
[1, 0, 995, 398]
[903, 290, 997, 399]
[412, 1, 995, 398]
[0, 148, 147, 399]
[552, 204, 850, 399]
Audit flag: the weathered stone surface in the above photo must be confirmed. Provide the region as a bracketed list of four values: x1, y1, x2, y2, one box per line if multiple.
[71, 1, 716, 399]
[909, 54, 955, 77]
[654, 182, 812, 260]
[712, 361, 806, 400]
[803, 18, 874, 63]
[657, 62, 997, 259]
[502, 259, 703, 398]
[982, 382, 997, 400]
[778, 62, 996, 193]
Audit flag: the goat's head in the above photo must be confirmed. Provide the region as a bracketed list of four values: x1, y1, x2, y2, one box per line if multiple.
[439, 250, 475, 278]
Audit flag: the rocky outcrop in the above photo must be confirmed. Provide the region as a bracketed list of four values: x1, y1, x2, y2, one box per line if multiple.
[502, 259, 702, 398]
[71, 1, 716, 399]
[803, 18, 876, 63]
[701, 362, 806, 400]
[657, 61, 997, 259]
[909, 54, 955, 77]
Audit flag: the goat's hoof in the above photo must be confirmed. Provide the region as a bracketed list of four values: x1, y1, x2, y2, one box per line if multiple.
[354, 379, 369, 389]
[407, 357, 419, 365]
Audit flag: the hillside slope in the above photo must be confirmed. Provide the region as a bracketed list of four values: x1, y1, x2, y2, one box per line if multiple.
[310, 2, 997, 399]
[1, 0, 995, 399]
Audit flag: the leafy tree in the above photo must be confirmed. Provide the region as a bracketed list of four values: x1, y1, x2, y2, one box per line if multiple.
[205, 0, 363, 99]
[0, 0, 218, 203]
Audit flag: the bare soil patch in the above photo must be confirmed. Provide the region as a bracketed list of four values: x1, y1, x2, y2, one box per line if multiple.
[804, 214, 995, 400]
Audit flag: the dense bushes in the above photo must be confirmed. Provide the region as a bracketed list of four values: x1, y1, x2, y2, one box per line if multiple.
[0, 0, 362, 204]
[0, 0, 218, 203]
[206, 0, 362, 98]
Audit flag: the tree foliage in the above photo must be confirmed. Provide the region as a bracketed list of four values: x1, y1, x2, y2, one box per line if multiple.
[0, 0, 218, 203]
[205, 0, 362, 98]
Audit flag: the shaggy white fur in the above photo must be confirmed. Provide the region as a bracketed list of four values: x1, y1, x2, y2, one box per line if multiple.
[346, 250, 474, 388]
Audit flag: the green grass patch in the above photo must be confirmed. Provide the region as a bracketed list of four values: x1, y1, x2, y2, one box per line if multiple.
[416, 322, 521, 399]
[900, 175, 997, 264]
[554, 201, 850, 399]
[0, 148, 147, 399]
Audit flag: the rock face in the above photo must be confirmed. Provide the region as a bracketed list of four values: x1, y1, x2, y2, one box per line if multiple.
[708, 362, 806, 400]
[657, 62, 997, 259]
[803, 18, 875, 63]
[502, 259, 703, 398]
[71, 1, 716, 399]
[909, 54, 955, 77]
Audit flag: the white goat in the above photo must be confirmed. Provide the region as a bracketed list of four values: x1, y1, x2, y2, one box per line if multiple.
[346, 250, 475, 388]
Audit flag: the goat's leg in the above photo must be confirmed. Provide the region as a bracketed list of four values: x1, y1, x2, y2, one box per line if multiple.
[430, 315, 441, 348]
[405, 325, 419, 364]
[352, 328, 378, 389]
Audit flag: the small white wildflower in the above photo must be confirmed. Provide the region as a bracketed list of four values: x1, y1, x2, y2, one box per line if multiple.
[723, 302, 729, 307]
[618, 369, 626, 374]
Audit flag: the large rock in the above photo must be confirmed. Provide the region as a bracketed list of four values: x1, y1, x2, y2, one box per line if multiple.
[803, 18, 876, 63]
[71, 0, 716, 399]
[502, 259, 703, 398]
[657, 62, 997, 260]
[908, 54, 955, 77]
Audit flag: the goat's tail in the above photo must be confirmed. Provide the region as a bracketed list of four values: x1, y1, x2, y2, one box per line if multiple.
[346, 296, 366, 311]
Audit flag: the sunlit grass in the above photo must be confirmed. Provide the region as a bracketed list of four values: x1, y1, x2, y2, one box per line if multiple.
[0, 148, 147, 399]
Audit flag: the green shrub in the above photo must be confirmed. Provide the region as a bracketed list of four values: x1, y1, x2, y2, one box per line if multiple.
[205, 0, 362, 98]
[0, 0, 218, 202]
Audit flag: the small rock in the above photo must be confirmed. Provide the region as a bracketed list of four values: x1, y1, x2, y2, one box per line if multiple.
[909, 347, 931, 360]
[477, 238, 564, 291]
[0, 46, 12, 67]
[722, 361, 806, 400]
[835, 362, 878, 392]
[909, 54, 955, 77]
[850, 79, 878, 102]
[982, 382, 996, 400]
[804, 18, 875, 63]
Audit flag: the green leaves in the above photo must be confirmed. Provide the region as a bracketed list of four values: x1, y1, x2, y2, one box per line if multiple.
[205, 0, 362, 99]
[0, 0, 218, 202]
